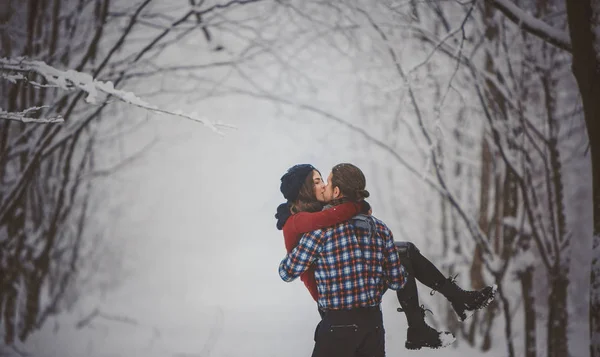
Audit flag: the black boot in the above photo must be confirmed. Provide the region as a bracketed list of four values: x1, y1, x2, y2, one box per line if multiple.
[435, 275, 498, 322]
[398, 302, 455, 350]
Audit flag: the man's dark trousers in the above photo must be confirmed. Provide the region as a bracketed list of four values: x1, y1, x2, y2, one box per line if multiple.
[311, 305, 385, 357]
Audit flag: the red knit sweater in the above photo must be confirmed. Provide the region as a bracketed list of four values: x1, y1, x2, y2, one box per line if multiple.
[282, 202, 362, 302]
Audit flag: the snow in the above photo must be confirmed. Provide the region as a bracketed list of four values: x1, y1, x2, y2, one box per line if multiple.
[0, 1, 595, 357]
[511, 249, 537, 273]
[7, 81, 499, 357]
[0, 57, 229, 133]
[0, 72, 26, 83]
[439, 331, 457, 347]
[503, 216, 532, 236]
[0, 106, 64, 123]
[490, 0, 571, 51]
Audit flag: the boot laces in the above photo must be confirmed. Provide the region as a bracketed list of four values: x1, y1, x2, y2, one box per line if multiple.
[419, 306, 443, 336]
[420, 305, 433, 316]
[430, 273, 459, 296]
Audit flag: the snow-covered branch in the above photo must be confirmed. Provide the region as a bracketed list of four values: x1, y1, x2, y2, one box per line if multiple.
[0, 106, 64, 123]
[489, 0, 572, 52]
[0, 57, 233, 134]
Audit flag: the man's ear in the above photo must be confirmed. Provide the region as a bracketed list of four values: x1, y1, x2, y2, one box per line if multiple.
[333, 186, 340, 198]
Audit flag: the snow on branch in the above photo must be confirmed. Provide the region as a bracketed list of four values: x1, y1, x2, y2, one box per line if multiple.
[490, 0, 572, 52]
[0, 57, 233, 134]
[0, 106, 64, 123]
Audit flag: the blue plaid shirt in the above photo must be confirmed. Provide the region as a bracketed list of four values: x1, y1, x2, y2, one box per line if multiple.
[279, 214, 407, 310]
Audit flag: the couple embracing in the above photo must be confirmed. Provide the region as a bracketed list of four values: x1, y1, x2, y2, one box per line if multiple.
[275, 163, 497, 357]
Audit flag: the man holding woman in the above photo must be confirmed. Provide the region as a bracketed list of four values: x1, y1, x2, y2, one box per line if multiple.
[276, 163, 496, 355]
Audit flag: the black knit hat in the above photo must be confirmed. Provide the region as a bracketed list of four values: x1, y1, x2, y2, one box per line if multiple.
[280, 164, 316, 202]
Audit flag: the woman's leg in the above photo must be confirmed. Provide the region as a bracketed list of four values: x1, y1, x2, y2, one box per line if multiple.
[399, 241, 498, 322]
[394, 242, 455, 350]
[396, 241, 446, 287]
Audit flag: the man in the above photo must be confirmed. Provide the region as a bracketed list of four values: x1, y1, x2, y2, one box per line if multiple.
[278, 163, 407, 357]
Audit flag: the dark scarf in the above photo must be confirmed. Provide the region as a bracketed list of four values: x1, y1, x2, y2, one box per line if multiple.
[275, 203, 292, 230]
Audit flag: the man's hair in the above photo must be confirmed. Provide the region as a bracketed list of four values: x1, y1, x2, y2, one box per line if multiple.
[290, 170, 323, 214]
[331, 163, 370, 202]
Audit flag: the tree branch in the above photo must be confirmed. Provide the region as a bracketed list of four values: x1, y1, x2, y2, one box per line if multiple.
[355, 5, 495, 258]
[0, 107, 64, 123]
[1, 58, 232, 133]
[487, 0, 571, 52]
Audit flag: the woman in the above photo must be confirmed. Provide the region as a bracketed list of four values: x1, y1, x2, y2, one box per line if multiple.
[275, 164, 367, 303]
[275, 163, 497, 350]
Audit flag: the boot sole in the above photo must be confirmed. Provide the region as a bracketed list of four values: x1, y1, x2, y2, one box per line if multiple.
[456, 284, 498, 322]
[405, 334, 456, 350]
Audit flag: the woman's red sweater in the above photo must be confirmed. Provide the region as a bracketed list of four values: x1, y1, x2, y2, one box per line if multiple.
[282, 202, 362, 302]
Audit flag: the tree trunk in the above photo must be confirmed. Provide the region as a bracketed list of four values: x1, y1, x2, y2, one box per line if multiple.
[542, 63, 571, 357]
[593, 237, 600, 357]
[518, 266, 537, 357]
[472, 138, 492, 290]
[564, 2, 600, 356]
[547, 269, 569, 357]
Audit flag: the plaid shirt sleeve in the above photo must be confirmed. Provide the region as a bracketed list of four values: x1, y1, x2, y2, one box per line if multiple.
[381, 226, 408, 290]
[278, 229, 324, 282]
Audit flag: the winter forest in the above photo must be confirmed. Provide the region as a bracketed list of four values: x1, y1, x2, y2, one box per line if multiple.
[1, 0, 599, 356]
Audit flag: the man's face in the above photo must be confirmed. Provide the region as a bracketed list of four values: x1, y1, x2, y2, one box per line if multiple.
[323, 172, 336, 202]
[313, 170, 326, 202]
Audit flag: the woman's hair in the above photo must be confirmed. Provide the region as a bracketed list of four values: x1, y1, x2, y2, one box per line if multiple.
[289, 170, 323, 214]
[331, 163, 370, 202]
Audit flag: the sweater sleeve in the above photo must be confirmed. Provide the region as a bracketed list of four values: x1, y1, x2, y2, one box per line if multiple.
[282, 202, 361, 252]
[291, 202, 362, 234]
[279, 230, 325, 282]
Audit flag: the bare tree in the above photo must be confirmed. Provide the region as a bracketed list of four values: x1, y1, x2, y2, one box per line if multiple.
[0, 0, 270, 346]
[363, 0, 594, 355]
[563, 2, 600, 356]
[478, 1, 600, 355]
[259, 2, 590, 357]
